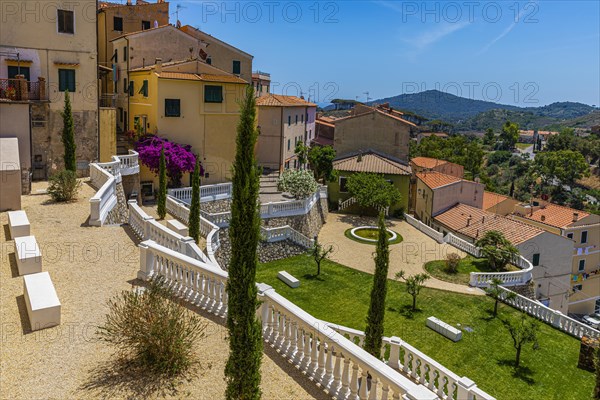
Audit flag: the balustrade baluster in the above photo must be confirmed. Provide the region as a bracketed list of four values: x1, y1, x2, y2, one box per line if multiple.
[323, 342, 334, 387]
[368, 376, 378, 400]
[301, 329, 312, 370]
[381, 383, 390, 400]
[331, 349, 342, 396]
[309, 333, 319, 377]
[349, 362, 360, 398]
[358, 369, 369, 399]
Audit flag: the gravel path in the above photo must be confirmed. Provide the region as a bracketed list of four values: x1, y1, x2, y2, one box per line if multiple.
[0, 181, 328, 399]
[318, 213, 484, 295]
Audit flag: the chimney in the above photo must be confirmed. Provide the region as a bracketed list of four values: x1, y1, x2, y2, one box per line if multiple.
[573, 212, 579, 222]
[541, 215, 545, 222]
[155, 58, 162, 74]
[481, 216, 485, 224]
[466, 215, 472, 227]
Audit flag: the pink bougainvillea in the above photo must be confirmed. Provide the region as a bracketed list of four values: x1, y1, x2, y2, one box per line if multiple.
[135, 135, 201, 186]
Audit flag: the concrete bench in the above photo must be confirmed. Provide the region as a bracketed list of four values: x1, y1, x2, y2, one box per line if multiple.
[14, 235, 42, 275]
[167, 219, 188, 237]
[8, 210, 30, 239]
[23, 272, 61, 331]
[277, 271, 300, 288]
[426, 316, 462, 342]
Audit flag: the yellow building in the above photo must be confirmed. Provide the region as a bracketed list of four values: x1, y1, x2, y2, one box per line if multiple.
[128, 59, 247, 186]
[512, 201, 600, 315]
[1, 0, 98, 178]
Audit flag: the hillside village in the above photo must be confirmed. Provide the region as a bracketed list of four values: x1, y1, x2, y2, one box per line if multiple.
[1, 1, 599, 399]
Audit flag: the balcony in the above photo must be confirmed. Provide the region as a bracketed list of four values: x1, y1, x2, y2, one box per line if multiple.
[0, 77, 47, 101]
[99, 93, 117, 108]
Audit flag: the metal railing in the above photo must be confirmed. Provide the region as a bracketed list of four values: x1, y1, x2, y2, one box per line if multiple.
[0, 78, 47, 101]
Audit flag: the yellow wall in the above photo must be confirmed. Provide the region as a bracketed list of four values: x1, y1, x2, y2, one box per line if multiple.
[129, 69, 245, 185]
[99, 108, 117, 162]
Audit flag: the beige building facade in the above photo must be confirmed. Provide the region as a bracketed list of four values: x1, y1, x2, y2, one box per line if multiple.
[1, 0, 99, 178]
[512, 201, 600, 315]
[256, 94, 316, 171]
[333, 104, 415, 162]
[252, 71, 271, 97]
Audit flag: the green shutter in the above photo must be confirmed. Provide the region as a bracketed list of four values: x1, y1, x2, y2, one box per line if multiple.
[59, 69, 75, 92]
[138, 80, 148, 97]
[128, 81, 134, 96]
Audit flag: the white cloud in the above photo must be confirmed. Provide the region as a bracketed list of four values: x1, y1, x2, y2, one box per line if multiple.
[411, 21, 470, 50]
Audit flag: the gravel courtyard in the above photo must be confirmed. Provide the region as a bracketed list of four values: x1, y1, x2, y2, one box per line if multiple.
[0, 181, 327, 399]
[318, 213, 484, 295]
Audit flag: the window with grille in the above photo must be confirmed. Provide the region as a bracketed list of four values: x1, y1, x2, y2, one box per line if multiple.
[204, 85, 223, 103]
[165, 99, 181, 117]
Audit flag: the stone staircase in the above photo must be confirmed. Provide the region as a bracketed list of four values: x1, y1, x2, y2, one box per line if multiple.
[259, 170, 281, 194]
[105, 182, 128, 225]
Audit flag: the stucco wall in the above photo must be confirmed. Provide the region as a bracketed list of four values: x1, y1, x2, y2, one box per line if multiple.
[0, 103, 31, 169]
[0, 138, 22, 211]
[334, 111, 411, 161]
[256, 106, 282, 169]
[432, 180, 484, 217]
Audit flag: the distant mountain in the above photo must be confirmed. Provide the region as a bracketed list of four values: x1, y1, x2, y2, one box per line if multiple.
[369, 90, 597, 130]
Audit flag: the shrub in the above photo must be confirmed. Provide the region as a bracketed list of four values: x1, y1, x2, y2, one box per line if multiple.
[136, 135, 198, 187]
[277, 169, 318, 199]
[97, 276, 207, 377]
[47, 170, 81, 202]
[445, 253, 461, 273]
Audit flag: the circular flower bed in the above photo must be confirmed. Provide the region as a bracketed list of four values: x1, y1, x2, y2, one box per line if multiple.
[345, 226, 403, 245]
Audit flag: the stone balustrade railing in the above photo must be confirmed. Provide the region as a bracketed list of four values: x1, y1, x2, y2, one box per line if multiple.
[405, 214, 534, 288]
[168, 182, 233, 203]
[321, 321, 496, 400]
[89, 151, 140, 226]
[498, 286, 600, 339]
[89, 163, 117, 226]
[128, 200, 211, 264]
[338, 196, 357, 211]
[261, 225, 314, 249]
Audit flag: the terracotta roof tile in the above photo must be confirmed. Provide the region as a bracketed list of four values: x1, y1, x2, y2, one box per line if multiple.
[157, 72, 246, 84]
[435, 204, 542, 245]
[518, 202, 590, 229]
[158, 72, 201, 81]
[483, 191, 511, 210]
[256, 94, 316, 107]
[416, 171, 461, 189]
[198, 73, 247, 84]
[333, 150, 411, 175]
[411, 157, 449, 169]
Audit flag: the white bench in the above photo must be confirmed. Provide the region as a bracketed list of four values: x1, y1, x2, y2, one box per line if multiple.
[8, 210, 30, 239]
[23, 272, 61, 331]
[426, 316, 462, 342]
[277, 271, 300, 288]
[14, 235, 42, 275]
[167, 219, 188, 237]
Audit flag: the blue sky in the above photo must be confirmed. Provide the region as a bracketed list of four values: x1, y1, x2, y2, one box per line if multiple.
[174, 0, 599, 107]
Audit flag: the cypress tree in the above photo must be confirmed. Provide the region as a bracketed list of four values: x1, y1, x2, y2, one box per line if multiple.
[363, 212, 390, 357]
[225, 87, 262, 399]
[61, 90, 76, 172]
[188, 158, 201, 243]
[157, 147, 167, 219]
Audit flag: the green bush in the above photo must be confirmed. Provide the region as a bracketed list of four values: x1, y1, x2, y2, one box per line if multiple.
[97, 276, 207, 377]
[445, 253, 461, 273]
[277, 169, 318, 199]
[47, 170, 81, 202]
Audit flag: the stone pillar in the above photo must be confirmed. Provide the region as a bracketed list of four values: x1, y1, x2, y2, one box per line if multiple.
[387, 336, 402, 369]
[38, 77, 46, 100]
[137, 240, 155, 280]
[15, 75, 28, 101]
[456, 376, 477, 400]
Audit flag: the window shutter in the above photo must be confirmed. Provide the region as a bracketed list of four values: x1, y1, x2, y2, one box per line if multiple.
[128, 81, 134, 96]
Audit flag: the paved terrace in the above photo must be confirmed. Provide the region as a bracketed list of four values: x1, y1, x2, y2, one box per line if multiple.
[0, 182, 327, 399]
[318, 213, 484, 295]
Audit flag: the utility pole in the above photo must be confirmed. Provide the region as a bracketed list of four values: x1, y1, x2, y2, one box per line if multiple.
[364, 91, 371, 102]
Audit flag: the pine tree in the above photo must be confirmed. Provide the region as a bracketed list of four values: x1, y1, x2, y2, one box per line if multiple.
[225, 87, 263, 400]
[61, 90, 77, 172]
[363, 212, 390, 357]
[157, 147, 167, 219]
[188, 158, 201, 243]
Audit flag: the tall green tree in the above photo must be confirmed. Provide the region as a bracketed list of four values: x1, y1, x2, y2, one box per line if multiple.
[294, 140, 309, 168]
[462, 141, 484, 178]
[188, 158, 201, 243]
[346, 172, 402, 212]
[483, 128, 496, 146]
[476, 231, 519, 271]
[157, 147, 167, 219]
[499, 121, 519, 151]
[534, 150, 589, 185]
[61, 90, 77, 172]
[308, 145, 336, 182]
[225, 87, 263, 400]
[363, 212, 390, 357]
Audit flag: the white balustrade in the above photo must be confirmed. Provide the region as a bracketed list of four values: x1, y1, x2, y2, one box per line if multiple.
[498, 286, 600, 339]
[168, 182, 233, 203]
[261, 225, 314, 249]
[338, 196, 357, 211]
[405, 214, 444, 243]
[89, 164, 117, 227]
[118, 150, 140, 175]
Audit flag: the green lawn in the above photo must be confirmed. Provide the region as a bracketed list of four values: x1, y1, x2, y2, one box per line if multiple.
[424, 257, 519, 285]
[516, 142, 533, 150]
[257, 255, 594, 400]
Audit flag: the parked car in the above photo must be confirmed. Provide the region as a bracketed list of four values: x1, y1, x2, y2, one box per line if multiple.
[582, 314, 600, 329]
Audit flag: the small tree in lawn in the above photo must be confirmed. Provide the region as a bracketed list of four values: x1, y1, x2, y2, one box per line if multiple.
[311, 236, 334, 276]
[445, 253, 461, 274]
[502, 313, 539, 368]
[395, 270, 429, 312]
[61, 90, 77, 172]
[364, 212, 390, 357]
[486, 278, 516, 318]
[157, 147, 167, 219]
[476, 230, 519, 271]
[346, 172, 401, 214]
[277, 169, 318, 199]
[188, 159, 201, 243]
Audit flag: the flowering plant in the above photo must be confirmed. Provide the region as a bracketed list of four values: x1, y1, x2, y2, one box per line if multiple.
[3, 86, 17, 100]
[277, 169, 318, 199]
[135, 135, 200, 186]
